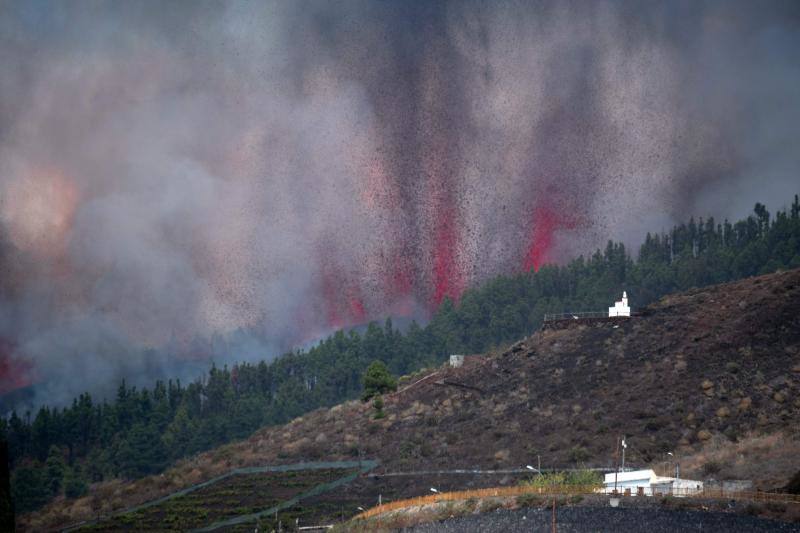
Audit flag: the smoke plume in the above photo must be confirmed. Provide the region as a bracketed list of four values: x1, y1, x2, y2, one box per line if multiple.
[1, 1, 798, 407]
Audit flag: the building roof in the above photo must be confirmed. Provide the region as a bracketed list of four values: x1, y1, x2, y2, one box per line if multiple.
[603, 469, 655, 484]
[604, 471, 703, 487]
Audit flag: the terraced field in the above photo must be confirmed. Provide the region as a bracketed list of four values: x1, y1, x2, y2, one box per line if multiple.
[79, 468, 358, 531]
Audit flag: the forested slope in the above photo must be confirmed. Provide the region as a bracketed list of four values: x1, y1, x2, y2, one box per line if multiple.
[3, 196, 800, 514]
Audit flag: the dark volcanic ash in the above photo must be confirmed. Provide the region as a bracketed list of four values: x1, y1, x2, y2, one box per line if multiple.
[0, 1, 798, 406]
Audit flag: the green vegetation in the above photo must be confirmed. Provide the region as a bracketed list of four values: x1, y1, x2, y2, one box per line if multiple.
[372, 395, 385, 419]
[515, 493, 543, 507]
[3, 197, 800, 513]
[361, 360, 397, 401]
[568, 445, 590, 465]
[63, 467, 88, 499]
[520, 469, 603, 489]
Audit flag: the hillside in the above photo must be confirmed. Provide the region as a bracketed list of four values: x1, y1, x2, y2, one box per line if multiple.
[6, 199, 800, 520]
[26, 268, 800, 530]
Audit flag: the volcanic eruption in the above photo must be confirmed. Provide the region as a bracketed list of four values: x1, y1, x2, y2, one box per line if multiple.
[1, 0, 799, 407]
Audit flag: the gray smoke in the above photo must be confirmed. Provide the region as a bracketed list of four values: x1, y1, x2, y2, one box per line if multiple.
[0, 0, 798, 409]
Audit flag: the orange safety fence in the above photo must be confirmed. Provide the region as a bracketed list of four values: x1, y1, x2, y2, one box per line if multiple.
[354, 484, 800, 520]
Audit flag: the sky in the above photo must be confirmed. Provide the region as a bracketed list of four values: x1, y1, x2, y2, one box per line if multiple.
[1, 0, 799, 407]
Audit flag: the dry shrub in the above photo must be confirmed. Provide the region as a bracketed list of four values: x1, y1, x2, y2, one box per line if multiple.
[283, 436, 311, 455]
[378, 499, 500, 530]
[701, 460, 722, 476]
[197, 461, 217, 479]
[136, 476, 156, 494]
[378, 504, 440, 530]
[236, 446, 263, 466]
[479, 497, 505, 513]
[299, 439, 326, 459]
[516, 493, 543, 508]
[680, 431, 799, 488]
[49, 511, 72, 527]
[186, 468, 204, 485]
[212, 445, 234, 463]
[69, 499, 93, 520]
[89, 494, 103, 511]
[155, 474, 172, 490]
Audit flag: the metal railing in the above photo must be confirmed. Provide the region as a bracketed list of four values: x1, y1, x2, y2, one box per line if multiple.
[543, 311, 610, 321]
[543, 311, 641, 322]
[354, 484, 800, 520]
[599, 486, 800, 501]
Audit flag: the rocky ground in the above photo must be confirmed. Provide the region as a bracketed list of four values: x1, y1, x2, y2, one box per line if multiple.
[404, 505, 800, 533]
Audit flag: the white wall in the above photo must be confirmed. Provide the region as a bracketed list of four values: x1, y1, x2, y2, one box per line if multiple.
[449, 355, 464, 368]
[602, 479, 651, 493]
[608, 291, 631, 317]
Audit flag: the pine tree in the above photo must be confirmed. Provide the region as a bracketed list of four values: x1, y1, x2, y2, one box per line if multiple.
[10, 462, 50, 513]
[44, 446, 65, 496]
[63, 467, 88, 499]
[361, 361, 397, 401]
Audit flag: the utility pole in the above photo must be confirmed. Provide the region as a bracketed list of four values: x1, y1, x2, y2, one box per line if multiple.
[613, 436, 620, 494]
[551, 497, 557, 533]
[621, 436, 627, 472]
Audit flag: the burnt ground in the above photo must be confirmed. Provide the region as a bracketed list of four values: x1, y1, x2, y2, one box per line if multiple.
[404, 505, 800, 533]
[27, 269, 800, 530]
[267, 267, 800, 482]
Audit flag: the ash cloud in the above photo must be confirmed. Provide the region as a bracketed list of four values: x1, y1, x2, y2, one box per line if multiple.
[0, 1, 798, 409]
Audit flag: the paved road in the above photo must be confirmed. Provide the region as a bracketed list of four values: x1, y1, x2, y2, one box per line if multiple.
[403, 506, 800, 532]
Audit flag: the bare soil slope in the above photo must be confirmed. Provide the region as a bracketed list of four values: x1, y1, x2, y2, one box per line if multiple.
[28, 269, 800, 530]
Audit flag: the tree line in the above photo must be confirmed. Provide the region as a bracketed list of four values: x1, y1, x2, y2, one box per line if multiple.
[2, 196, 799, 513]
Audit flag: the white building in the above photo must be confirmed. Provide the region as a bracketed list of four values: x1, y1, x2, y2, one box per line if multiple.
[603, 469, 656, 493]
[603, 469, 703, 497]
[449, 354, 481, 368]
[651, 477, 704, 496]
[608, 291, 631, 317]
